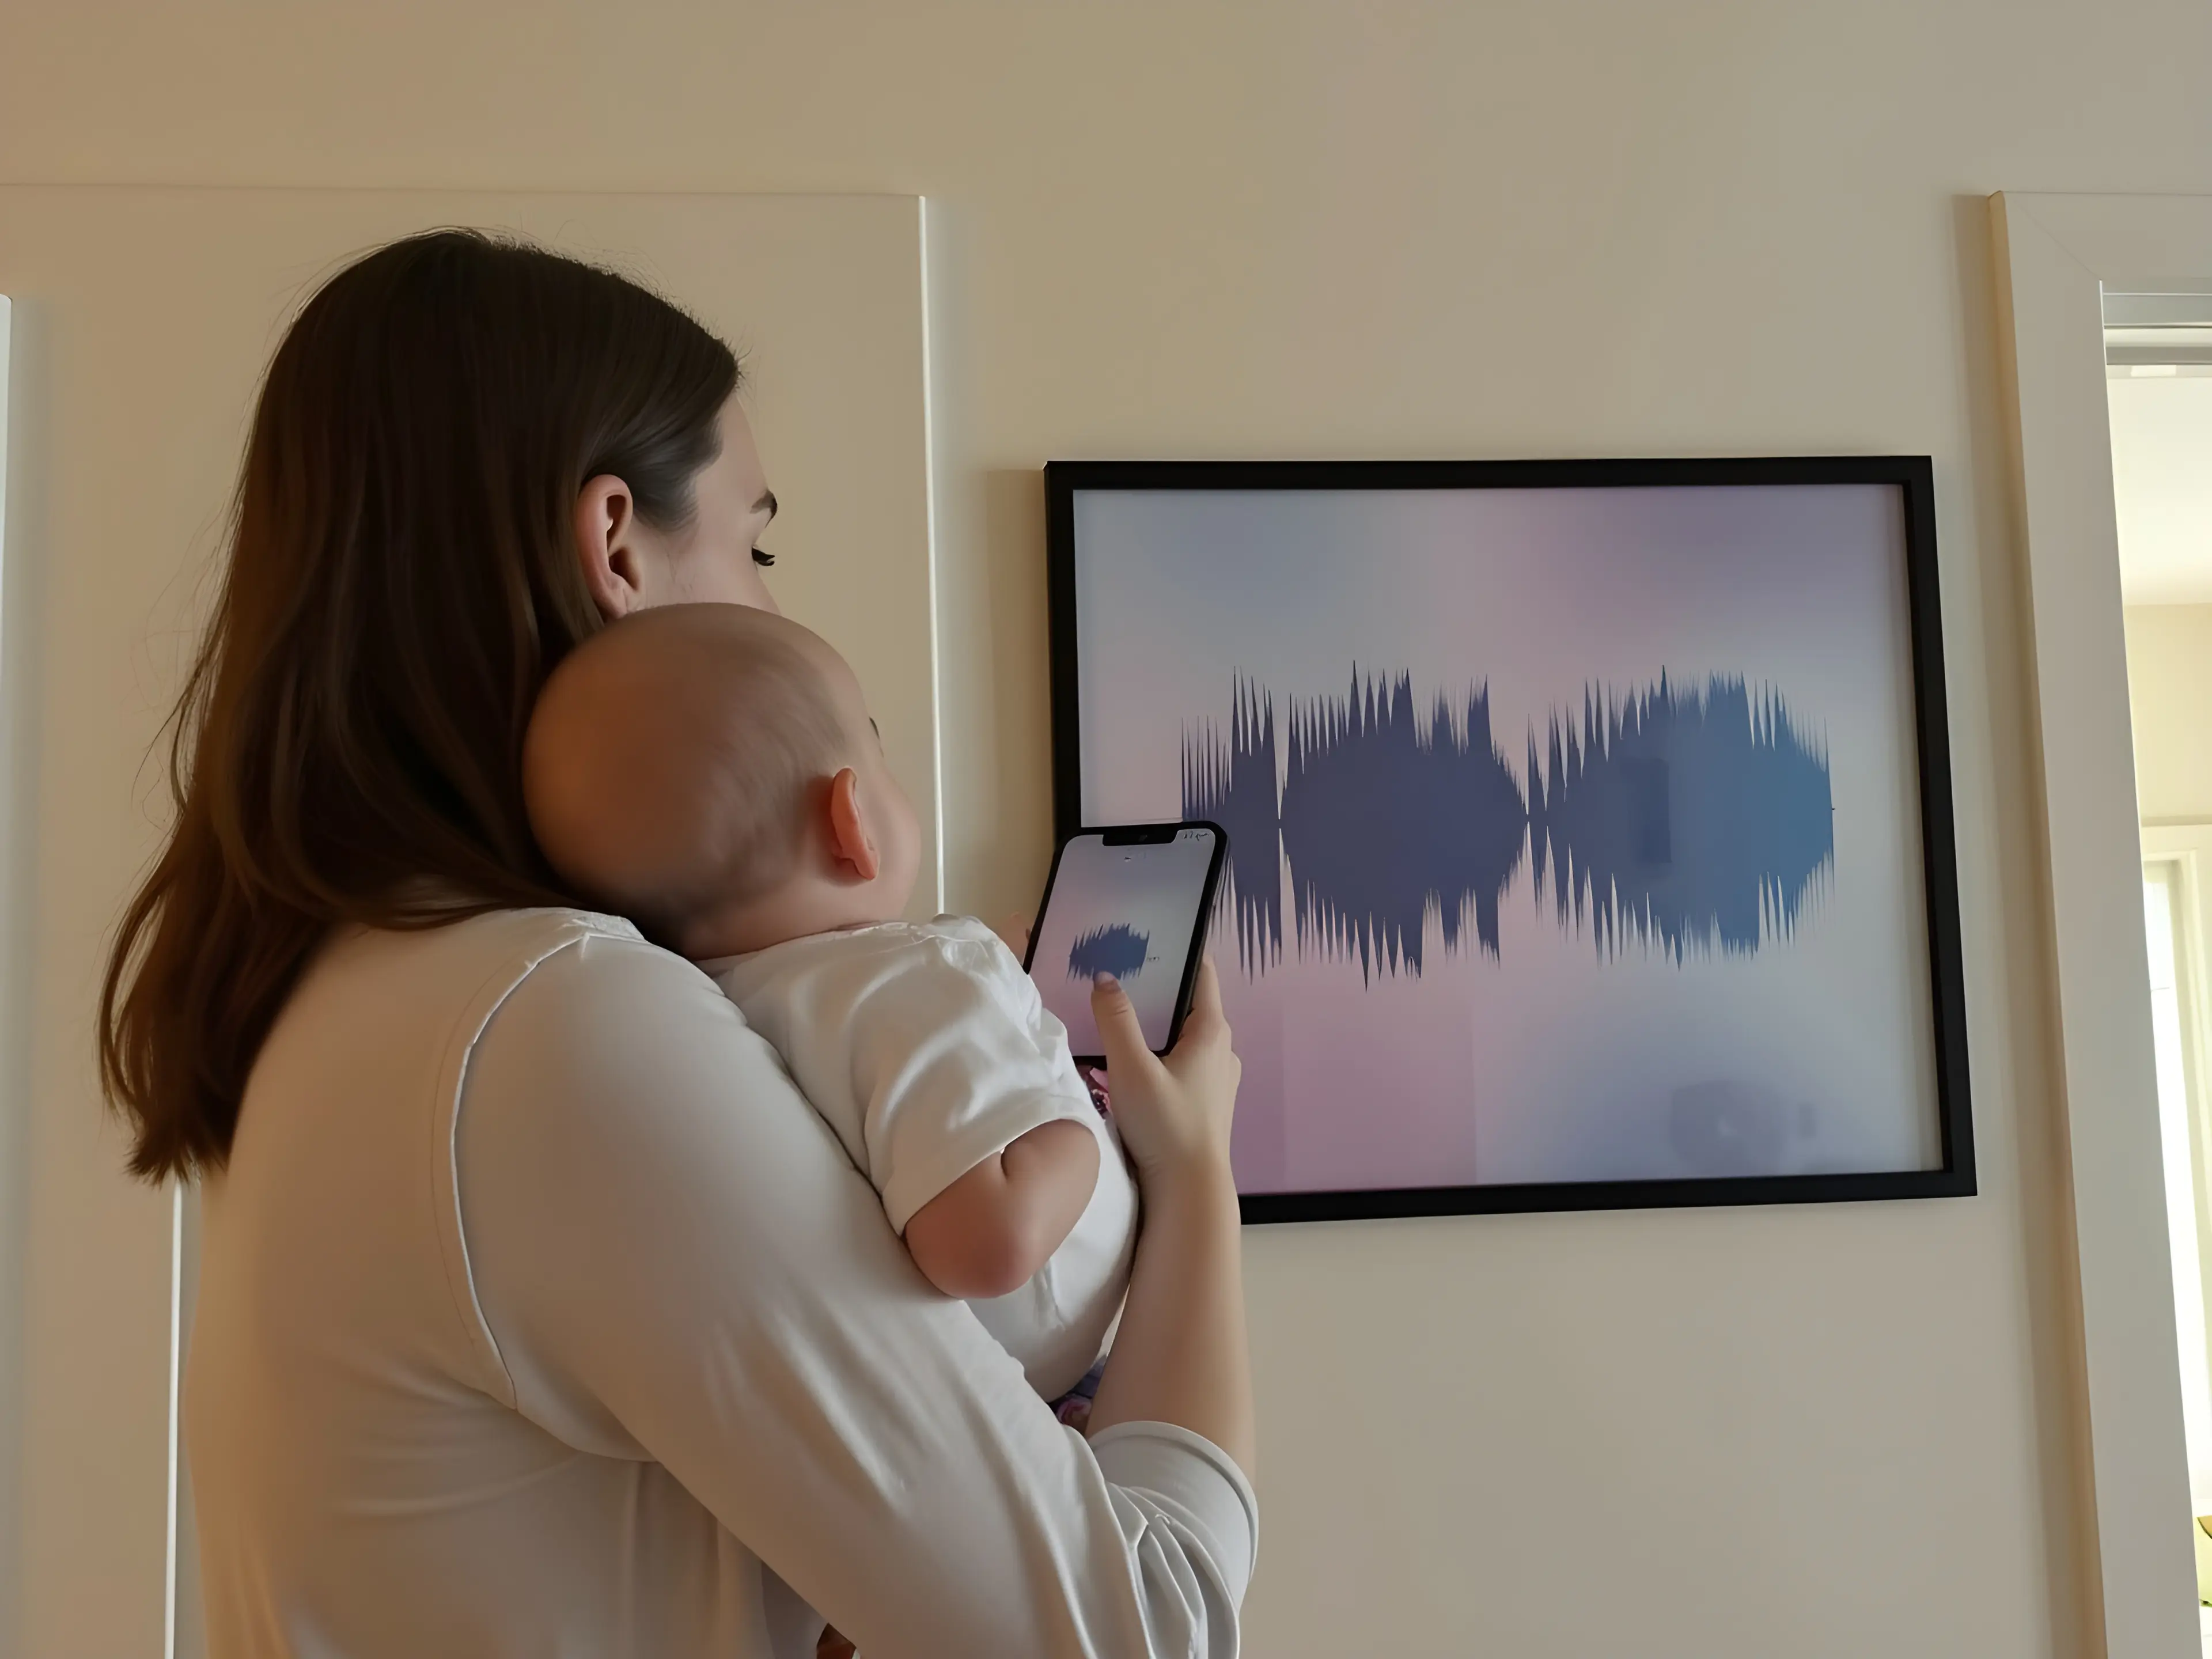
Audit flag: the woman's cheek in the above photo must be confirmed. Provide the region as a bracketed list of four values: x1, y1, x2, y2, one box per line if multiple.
[676, 546, 777, 612]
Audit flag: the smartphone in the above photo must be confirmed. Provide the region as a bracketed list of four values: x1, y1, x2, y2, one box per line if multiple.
[1023, 823, 1228, 1064]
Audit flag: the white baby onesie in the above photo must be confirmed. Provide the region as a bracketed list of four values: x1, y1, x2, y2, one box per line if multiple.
[707, 916, 1138, 1400]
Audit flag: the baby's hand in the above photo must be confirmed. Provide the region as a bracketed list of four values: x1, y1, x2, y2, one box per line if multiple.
[1075, 1062, 1111, 1117]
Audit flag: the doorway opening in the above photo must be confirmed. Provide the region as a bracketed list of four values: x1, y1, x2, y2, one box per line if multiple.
[2111, 287, 2212, 1645]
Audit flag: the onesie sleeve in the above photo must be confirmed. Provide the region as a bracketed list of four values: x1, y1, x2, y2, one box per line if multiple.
[836, 927, 1100, 1234]
[455, 931, 1256, 1659]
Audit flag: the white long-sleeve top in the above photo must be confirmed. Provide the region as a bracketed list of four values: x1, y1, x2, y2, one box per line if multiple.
[187, 907, 1257, 1658]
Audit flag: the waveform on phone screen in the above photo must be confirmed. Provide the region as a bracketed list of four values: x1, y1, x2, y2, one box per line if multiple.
[1067, 923, 1152, 981]
[1178, 668, 1834, 976]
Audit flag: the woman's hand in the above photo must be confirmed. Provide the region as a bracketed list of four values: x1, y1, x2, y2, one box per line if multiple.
[1082, 955, 1255, 1477]
[1088, 958, 1240, 1189]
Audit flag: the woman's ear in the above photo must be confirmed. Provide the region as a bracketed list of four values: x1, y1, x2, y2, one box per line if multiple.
[575, 475, 650, 621]
[825, 768, 882, 882]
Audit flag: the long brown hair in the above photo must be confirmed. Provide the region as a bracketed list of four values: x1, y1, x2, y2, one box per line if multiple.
[100, 229, 740, 1181]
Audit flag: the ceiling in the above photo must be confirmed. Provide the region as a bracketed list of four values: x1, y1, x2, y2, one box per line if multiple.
[2109, 370, 2212, 607]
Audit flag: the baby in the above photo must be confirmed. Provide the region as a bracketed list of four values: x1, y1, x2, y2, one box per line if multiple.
[522, 603, 1137, 1412]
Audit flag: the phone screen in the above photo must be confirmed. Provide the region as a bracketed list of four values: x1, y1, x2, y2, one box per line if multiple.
[1025, 824, 1225, 1060]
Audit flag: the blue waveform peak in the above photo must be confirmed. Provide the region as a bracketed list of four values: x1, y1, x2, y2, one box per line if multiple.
[1182, 676, 1283, 973]
[1528, 673, 1833, 960]
[1178, 668, 1834, 976]
[1068, 923, 1152, 981]
[1281, 672, 1529, 980]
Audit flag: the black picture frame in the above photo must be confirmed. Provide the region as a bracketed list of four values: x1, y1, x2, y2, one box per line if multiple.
[1043, 456, 1975, 1224]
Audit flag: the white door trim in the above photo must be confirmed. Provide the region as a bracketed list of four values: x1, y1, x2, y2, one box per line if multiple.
[1990, 190, 2212, 1657]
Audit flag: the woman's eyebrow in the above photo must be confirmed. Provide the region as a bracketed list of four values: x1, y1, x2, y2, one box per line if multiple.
[755, 490, 778, 522]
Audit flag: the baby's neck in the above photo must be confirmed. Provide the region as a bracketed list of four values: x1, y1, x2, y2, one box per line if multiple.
[679, 878, 902, 962]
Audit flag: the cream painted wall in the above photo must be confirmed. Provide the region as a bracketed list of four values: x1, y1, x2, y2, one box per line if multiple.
[7, 3, 2212, 1656]
[2128, 605, 2212, 825]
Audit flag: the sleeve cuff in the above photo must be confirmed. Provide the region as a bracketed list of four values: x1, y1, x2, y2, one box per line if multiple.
[1089, 1419, 1261, 1601]
[878, 1083, 1097, 1234]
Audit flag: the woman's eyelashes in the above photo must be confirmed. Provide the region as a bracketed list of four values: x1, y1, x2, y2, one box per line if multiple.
[751, 547, 776, 568]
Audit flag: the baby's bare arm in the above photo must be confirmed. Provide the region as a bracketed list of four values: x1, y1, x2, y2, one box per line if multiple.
[903, 1120, 1101, 1300]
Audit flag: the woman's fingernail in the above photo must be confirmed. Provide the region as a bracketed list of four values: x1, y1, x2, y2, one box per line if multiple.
[1095, 973, 1120, 990]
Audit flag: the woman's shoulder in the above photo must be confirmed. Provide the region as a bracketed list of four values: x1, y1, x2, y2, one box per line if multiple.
[335, 902, 645, 965]
[311, 906, 810, 1175]
[319, 904, 671, 997]
[297, 905, 768, 1082]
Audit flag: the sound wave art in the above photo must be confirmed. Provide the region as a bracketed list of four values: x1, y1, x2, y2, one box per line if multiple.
[1182, 670, 1833, 979]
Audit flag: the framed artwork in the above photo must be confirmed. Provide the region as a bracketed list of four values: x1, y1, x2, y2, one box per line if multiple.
[1044, 457, 1974, 1222]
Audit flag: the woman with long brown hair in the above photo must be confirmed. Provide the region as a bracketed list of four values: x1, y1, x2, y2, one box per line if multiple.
[101, 230, 1255, 1657]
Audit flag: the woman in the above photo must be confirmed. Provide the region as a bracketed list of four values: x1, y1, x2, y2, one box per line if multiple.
[101, 230, 1256, 1657]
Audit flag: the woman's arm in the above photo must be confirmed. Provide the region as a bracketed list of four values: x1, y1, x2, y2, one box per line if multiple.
[457, 934, 1255, 1658]
[1082, 961, 1256, 1478]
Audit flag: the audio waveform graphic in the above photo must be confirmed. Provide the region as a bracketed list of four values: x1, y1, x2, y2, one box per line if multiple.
[1529, 674, 1833, 960]
[1281, 676, 1527, 979]
[1068, 923, 1151, 981]
[1181, 679, 1283, 972]
[1179, 669, 1834, 976]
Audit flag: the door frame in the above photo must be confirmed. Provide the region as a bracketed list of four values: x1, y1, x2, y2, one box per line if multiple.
[1990, 190, 2212, 1657]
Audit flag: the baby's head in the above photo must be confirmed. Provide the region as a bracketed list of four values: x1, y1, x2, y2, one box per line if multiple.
[524, 604, 919, 959]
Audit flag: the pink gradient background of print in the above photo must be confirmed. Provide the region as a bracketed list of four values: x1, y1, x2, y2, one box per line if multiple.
[1071, 485, 1939, 1194]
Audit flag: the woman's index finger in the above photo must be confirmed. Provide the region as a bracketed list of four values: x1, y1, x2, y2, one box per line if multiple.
[1185, 955, 1226, 1025]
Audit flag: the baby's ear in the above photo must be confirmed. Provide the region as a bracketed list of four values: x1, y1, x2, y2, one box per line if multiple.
[823, 767, 881, 882]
